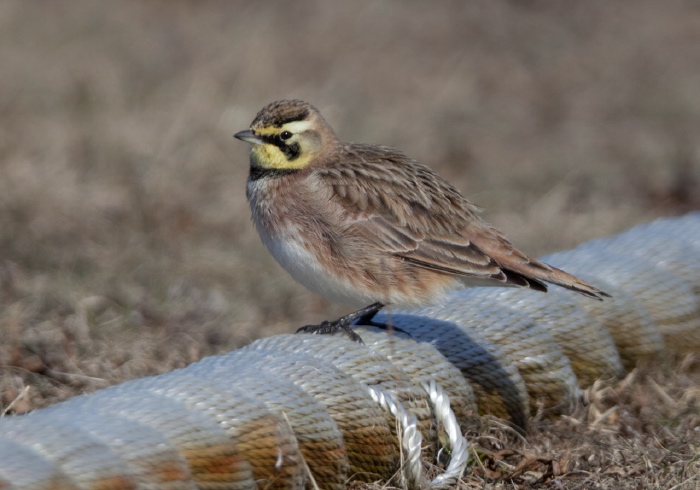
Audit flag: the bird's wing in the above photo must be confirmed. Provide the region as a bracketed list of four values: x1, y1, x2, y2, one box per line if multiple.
[314, 143, 610, 299]
[315, 144, 544, 287]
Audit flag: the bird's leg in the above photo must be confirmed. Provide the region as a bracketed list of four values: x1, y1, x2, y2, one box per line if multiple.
[296, 302, 385, 343]
[353, 302, 384, 326]
[355, 307, 411, 336]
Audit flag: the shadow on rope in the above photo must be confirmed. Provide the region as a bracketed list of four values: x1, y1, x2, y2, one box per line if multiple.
[370, 313, 530, 431]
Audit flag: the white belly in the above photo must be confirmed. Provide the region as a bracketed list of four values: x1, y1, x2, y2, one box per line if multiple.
[259, 228, 376, 307]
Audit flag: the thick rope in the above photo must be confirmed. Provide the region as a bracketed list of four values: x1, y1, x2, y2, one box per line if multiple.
[0, 213, 698, 489]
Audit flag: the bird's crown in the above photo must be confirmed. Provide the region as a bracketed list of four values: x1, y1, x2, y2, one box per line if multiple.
[251, 99, 315, 129]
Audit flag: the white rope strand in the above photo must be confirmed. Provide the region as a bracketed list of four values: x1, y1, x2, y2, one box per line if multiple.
[422, 380, 469, 488]
[368, 386, 425, 489]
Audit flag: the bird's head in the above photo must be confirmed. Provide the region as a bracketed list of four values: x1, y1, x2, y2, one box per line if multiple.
[234, 100, 337, 170]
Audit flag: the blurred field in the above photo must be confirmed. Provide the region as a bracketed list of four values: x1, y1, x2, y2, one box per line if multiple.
[0, 1, 698, 488]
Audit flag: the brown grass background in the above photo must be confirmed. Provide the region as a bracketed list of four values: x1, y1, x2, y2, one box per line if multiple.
[0, 1, 698, 488]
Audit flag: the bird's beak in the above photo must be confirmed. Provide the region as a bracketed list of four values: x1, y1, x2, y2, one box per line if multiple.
[234, 130, 263, 145]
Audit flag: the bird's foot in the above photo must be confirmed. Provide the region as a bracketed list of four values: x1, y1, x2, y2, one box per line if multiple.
[296, 302, 385, 344]
[297, 321, 365, 343]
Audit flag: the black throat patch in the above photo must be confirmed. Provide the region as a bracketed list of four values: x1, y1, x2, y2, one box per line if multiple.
[249, 165, 300, 182]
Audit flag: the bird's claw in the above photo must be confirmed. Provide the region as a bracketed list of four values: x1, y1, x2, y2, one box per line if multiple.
[296, 321, 364, 344]
[295, 302, 386, 344]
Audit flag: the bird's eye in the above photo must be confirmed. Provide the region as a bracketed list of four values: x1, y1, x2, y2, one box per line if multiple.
[280, 131, 293, 141]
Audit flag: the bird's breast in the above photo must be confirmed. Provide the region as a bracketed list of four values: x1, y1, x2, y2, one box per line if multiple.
[246, 174, 375, 305]
[246, 173, 310, 241]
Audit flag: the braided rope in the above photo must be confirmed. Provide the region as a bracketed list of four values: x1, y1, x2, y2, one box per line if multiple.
[0, 212, 699, 489]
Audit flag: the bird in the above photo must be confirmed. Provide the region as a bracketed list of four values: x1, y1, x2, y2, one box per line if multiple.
[234, 99, 609, 342]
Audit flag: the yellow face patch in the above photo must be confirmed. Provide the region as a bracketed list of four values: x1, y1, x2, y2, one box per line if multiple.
[250, 144, 311, 170]
[248, 122, 317, 170]
[253, 126, 281, 137]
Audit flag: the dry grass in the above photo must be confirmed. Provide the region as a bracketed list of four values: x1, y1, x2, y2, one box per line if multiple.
[0, 0, 699, 487]
[462, 359, 700, 489]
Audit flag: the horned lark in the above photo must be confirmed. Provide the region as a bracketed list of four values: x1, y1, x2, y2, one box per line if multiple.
[235, 100, 608, 342]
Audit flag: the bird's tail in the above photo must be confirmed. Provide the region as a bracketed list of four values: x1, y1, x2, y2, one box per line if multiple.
[505, 258, 610, 300]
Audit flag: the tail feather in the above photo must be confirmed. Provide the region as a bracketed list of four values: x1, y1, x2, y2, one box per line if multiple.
[546, 265, 611, 300]
[508, 259, 610, 301]
[469, 229, 609, 300]
[502, 269, 549, 293]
